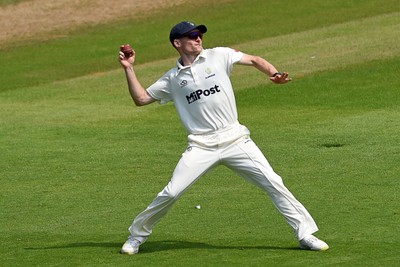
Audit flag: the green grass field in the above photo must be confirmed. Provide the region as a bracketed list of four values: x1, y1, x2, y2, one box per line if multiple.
[1, 0, 399, 266]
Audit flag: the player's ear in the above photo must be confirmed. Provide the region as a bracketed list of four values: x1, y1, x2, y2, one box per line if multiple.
[173, 39, 181, 48]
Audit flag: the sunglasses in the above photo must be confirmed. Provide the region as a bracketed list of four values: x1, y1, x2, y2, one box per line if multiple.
[184, 31, 203, 40]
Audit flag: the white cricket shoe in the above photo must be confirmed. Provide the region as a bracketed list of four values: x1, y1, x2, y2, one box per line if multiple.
[121, 237, 142, 255]
[299, 235, 329, 251]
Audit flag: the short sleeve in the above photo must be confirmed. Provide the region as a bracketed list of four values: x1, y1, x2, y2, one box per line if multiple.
[212, 47, 244, 75]
[230, 48, 244, 64]
[146, 73, 173, 104]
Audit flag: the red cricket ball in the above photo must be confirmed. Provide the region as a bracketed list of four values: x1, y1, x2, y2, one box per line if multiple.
[120, 44, 133, 58]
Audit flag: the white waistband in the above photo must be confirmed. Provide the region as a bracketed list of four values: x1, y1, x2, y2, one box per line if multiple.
[188, 122, 250, 147]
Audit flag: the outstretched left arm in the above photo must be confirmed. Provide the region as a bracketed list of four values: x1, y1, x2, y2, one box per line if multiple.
[237, 53, 292, 84]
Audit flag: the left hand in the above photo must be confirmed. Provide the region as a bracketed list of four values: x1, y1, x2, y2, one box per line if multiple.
[269, 72, 292, 84]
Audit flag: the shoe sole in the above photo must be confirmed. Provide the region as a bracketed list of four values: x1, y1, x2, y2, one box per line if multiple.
[300, 245, 329, 251]
[120, 248, 139, 255]
[120, 250, 138, 255]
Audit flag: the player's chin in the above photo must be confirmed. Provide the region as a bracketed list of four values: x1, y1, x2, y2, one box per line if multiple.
[195, 45, 203, 52]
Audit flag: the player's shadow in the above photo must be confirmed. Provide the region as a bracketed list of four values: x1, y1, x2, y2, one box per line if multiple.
[25, 240, 298, 253]
[138, 240, 298, 253]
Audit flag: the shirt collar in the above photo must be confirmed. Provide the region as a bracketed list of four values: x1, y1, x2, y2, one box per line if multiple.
[176, 49, 207, 72]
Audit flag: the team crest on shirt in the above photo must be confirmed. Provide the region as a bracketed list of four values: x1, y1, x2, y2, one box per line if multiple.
[205, 67, 216, 79]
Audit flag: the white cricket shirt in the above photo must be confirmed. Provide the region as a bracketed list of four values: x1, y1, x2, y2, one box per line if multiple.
[147, 47, 246, 137]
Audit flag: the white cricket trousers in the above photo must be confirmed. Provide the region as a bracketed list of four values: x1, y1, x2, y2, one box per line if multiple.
[129, 127, 318, 243]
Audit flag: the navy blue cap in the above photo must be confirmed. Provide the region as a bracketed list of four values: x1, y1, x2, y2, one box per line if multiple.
[169, 21, 207, 42]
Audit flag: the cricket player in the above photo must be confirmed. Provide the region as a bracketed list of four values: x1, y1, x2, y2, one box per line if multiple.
[119, 21, 329, 254]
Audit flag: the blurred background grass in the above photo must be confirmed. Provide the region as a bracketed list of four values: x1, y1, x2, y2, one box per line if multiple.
[0, 0, 399, 266]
